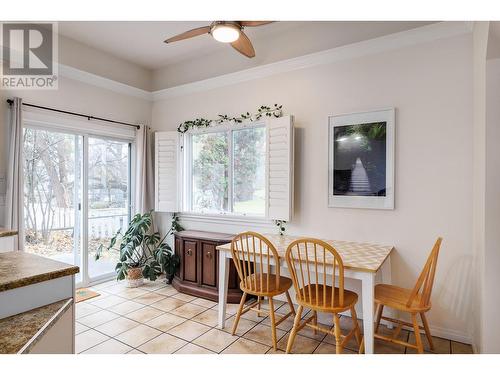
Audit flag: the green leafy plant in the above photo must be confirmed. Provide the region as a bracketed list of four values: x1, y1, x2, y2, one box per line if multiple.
[177, 104, 283, 133]
[274, 220, 287, 236]
[95, 211, 183, 282]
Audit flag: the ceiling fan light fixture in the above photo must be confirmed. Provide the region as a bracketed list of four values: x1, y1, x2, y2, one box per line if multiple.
[212, 24, 240, 43]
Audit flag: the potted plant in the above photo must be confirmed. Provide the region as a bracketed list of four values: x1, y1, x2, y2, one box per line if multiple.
[95, 211, 182, 287]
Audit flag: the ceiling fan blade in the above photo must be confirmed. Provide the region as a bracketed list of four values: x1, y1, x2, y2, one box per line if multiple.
[231, 31, 255, 58]
[164, 26, 211, 43]
[238, 21, 274, 27]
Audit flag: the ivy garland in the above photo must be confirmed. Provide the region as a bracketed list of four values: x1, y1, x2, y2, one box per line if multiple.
[177, 104, 283, 133]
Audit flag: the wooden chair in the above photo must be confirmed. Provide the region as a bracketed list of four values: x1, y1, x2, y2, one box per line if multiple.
[367, 237, 442, 354]
[285, 238, 362, 354]
[230, 231, 296, 350]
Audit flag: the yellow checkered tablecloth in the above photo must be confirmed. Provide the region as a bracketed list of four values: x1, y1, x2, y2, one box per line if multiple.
[217, 234, 394, 273]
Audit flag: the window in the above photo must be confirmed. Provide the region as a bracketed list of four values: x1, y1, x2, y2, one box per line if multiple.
[186, 125, 266, 216]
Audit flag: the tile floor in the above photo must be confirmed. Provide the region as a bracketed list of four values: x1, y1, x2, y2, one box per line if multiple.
[75, 278, 473, 354]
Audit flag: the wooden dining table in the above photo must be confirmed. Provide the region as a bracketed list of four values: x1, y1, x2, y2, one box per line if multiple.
[216, 234, 394, 354]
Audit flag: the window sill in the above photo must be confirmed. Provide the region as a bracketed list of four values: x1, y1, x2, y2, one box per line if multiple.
[178, 212, 275, 229]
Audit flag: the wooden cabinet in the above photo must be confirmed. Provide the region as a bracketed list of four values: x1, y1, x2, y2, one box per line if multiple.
[173, 230, 242, 303]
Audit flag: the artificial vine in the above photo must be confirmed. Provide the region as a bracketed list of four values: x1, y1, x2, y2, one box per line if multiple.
[177, 104, 283, 133]
[274, 220, 287, 236]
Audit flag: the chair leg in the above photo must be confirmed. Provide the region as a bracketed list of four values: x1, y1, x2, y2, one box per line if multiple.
[268, 297, 278, 350]
[375, 303, 384, 333]
[334, 313, 342, 354]
[420, 312, 434, 351]
[285, 290, 296, 315]
[256, 296, 262, 317]
[312, 311, 318, 334]
[286, 305, 303, 354]
[350, 307, 362, 347]
[231, 292, 247, 335]
[412, 313, 424, 354]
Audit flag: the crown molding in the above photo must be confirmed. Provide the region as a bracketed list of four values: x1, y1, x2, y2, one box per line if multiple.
[152, 21, 472, 101]
[59, 64, 154, 101]
[3, 22, 470, 103]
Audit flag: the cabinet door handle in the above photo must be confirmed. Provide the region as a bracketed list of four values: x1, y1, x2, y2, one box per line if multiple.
[206, 251, 212, 259]
[186, 249, 193, 256]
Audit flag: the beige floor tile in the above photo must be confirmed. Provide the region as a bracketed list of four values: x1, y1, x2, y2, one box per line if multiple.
[168, 320, 211, 341]
[139, 280, 166, 291]
[137, 333, 187, 354]
[127, 306, 165, 323]
[175, 343, 215, 354]
[115, 324, 162, 347]
[170, 303, 207, 319]
[107, 300, 145, 315]
[172, 292, 197, 302]
[222, 338, 270, 354]
[154, 286, 179, 297]
[193, 328, 238, 353]
[75, 303, 101, 319]
[266, 348, 286, 354]
[372, 326, 409, 354]
[191, 297, 218, 308]
[313, 342, 357, 354]
[75, 329, 108, 353]
[114, 287, 149, 299]
[192, 309, 229, 327]
[82, 339, 132, 354]
[243, 323, 287, 347]
[146, 313, 187, 332]
[451, 341, 473, 354]
[89, 294, 127, 309]
[150, 297, 186, 312]
[92, 280, 118, 290]
[77, 310, 120, 328]
[103, 283, 129, 294]
[221, 316, 258, 336]
[95, 316, 140, 336]
[213, 303, 242, 316]
[133, 292, 166, 305]
[75, 322, 90, 334]
[126, 349, 144, 354]
[83, 290, 110, 302]
[407, 332, 451, 354]
[277, 332, 321, 354]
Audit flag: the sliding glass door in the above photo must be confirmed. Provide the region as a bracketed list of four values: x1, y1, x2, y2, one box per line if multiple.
[87, 137, 131, 282]
[23, 128, 84, 283]
[23, 126, 132, 286]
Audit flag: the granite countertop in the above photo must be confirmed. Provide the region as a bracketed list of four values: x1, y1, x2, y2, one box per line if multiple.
[0, 252, 79, 292]
[0, 228, 18, 238]
[0, 298, 72, 354]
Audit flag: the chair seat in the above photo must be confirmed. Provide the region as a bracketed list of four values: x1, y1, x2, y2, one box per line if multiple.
[296, 285, 358, 312]
[240, 273, 293, 296]
[375, 284, 430, 312]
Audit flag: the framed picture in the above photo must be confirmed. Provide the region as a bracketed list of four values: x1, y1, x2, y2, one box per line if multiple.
[328, 108, 395, 209]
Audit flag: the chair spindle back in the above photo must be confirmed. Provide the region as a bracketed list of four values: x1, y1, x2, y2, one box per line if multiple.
[230, 232, 280, 293]
[285, 238, 345, 309]
[407, 237, 442, 308]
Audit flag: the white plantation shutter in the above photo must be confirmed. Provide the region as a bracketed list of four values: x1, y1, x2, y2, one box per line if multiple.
[155, 131, 179, 212]
[266, 115, 294, 221]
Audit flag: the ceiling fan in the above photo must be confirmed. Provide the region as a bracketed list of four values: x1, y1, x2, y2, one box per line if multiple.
[164, 21, 274, 58]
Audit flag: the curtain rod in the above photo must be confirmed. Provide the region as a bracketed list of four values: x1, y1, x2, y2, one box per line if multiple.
[6, 99, 141, 130]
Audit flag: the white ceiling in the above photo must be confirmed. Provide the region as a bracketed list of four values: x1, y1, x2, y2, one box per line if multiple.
[58, 21, 434, 70]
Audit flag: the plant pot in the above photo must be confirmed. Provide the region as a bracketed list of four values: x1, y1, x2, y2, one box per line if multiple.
[126, 267, 144, 288]
[165, 273, 175, 285]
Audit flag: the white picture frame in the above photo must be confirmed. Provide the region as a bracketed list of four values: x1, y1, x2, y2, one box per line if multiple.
[328, 108, 395, 209]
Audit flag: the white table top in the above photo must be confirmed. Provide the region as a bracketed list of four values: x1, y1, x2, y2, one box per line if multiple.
[217, 234, 394, 273]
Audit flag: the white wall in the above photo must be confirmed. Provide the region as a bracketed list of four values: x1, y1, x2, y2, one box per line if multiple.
[483, 57, 500, 353]
[152, 34, 474, 343]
